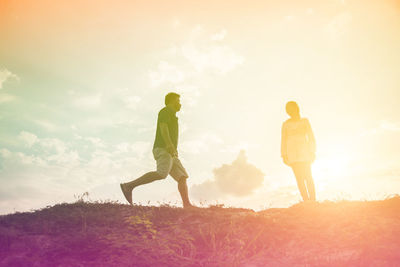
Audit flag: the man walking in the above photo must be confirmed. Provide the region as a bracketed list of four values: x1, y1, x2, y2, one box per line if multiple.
[120, 92, 193, 208]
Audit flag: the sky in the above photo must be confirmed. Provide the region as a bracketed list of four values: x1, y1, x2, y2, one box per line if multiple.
[0, 0, 400, 214]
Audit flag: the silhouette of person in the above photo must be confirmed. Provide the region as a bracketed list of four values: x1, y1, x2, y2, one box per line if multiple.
[281, 101, 316, 202]
[120, 92, 193, 208]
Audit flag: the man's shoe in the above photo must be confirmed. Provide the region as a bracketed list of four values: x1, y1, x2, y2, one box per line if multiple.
[120, 183, 132, 205]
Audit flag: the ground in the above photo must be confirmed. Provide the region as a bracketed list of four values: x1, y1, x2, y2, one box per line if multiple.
[1, 197, 400, 266]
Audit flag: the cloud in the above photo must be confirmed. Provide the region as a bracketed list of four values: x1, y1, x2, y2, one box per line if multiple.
[191, 150, 264, 200]
[325, 12, 352, 41]
[380, 121, 400, 132]
[180, 132, 223, 154]
[114, 141, 151, 159]
[181, 43, 244, 75]
[172, 17, 181, 29]
[214, 150, 265, 196]
[362, 120, 400, 136]
[284, 15, 295, 21]
[148, 26, 244, 89]
[210, 29, 227, 41]
[108, 87, 143, 110]
[18, 131, 38, 147]
[33, 119, 59, 132]
[190, 180, 221, 201]
[123, 95, 142, 109]
[85, 137, 106, 149]
[73, 93, 103, 109]
[0, 69, 19, 89]
[0, 93, 16, 104]
[149, 61, 185, 88]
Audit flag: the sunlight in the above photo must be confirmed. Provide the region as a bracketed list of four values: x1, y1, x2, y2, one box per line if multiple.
[313, 146, 354, 182]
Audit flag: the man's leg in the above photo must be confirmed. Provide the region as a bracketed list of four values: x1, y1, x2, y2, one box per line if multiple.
[121, 148, 172, 205]
[177, 178, 192, 208]
[125, 171, 164, 190]
[120, 171, 165, 205]
[170, 157, 193, 208]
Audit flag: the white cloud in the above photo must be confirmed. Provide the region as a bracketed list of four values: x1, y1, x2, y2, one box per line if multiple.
[0, 148, 11, 158]
[39, 138, 68, 155]
[130, 141, 151, 157]
[284, 15, 295, 21]
[380, 121, 400, 132]
[172, 17, 181, 29]
[116, 142, 130, 153]
[0, 69, 19, 89]
[114, 141, 151, 159]
[109, 87, 143, 110]
[33, 119, 59, 132]
[18, 131, 38, 147]
[0, 132, 156, 214]
[181, 132, 223, 155]
[73, 93, 102, 109]
[149, 61, 185, 88]
[137, 126, 155, 134]
[220, 142, 255, 154]
[0, 93, 16, 103]
[174, 84, 200, 106]
[362, 120, 400, 136]
[148, 26, 244, 89]
[46, 150, 80, 165]
[85, 137, 106, 148]
[191, 150, 265, 199]
[123, 95, 142, 109]
[210, 29, 227, 41]
[189, 24, 205, 40]
[12, 152, 47, 166]
[325, 12, 352, 41]
[182, 44, 244, 74]
[190, 179, 221, 201]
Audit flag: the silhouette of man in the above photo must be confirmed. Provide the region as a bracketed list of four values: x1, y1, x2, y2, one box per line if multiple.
[120, 92, 193, 208]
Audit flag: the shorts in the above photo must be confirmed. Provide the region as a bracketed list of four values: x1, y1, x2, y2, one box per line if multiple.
[152, 147, 189, 182]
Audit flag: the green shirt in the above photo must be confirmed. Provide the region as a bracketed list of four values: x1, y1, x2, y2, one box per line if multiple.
[153, 106, 179, 149]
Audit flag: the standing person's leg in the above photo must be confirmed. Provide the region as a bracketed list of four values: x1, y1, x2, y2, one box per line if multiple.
[170, 157, 192, 208]
[291, 163, 309, 202]
[304, 163, 316, 201]
[120, 148, 172, 205]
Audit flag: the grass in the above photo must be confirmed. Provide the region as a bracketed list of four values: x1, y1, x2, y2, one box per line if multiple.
[1, 196, 400, 266]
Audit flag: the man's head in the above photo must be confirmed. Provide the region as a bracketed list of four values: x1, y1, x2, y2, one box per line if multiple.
[165, 92, 181, 112]
[285, 101, 300, 118]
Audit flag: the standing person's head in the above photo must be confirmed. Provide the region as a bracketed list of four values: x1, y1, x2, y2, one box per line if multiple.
[165, 92, 181, 112]
[286, 101, 300, 119]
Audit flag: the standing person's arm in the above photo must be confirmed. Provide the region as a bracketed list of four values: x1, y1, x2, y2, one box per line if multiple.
[305, 119, 316, 162]
[281, 124, 289, 165]
[160, 123, 177, 157]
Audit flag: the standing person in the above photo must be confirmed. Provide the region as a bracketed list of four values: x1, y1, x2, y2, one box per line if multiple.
[120, 92, 194, 208]
[281, 101, 316, 202]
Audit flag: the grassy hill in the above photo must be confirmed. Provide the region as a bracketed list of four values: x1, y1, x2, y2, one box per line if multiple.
[1, 197, 400, 266]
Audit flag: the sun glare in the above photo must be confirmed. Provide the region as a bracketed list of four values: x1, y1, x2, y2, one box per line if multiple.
[313, 146, 354, 182]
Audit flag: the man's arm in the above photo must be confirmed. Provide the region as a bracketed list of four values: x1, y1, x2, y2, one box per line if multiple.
[160, 123, 177, 156]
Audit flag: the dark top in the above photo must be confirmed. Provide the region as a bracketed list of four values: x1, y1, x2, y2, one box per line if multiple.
[153, 106, 179, 149]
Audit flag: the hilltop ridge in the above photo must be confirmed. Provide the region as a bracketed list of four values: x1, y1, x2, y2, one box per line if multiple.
[1, 197, 400, 266]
